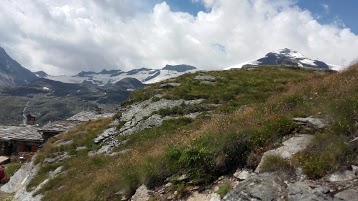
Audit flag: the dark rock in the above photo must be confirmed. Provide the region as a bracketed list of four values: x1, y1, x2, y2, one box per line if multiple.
[224, 173, 286, 201]
[162, 64, 197, 72]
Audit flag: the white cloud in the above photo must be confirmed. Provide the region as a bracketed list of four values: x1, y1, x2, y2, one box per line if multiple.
[321, 3, 329, 14]
[0, 0, 357, 75]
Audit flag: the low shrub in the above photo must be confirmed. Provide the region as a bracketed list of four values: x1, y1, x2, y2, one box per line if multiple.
[260, 154, 295, 174]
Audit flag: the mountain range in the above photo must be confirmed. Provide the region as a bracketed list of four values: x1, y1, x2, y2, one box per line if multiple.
[42, 64, 198, 86]
[0, 47, 343, 89]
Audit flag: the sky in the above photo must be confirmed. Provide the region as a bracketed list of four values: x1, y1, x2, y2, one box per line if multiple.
[0, 0, 357, 75]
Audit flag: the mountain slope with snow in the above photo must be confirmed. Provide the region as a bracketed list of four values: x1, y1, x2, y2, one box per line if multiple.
[0, 47, 37, 87]
[45, 65, 199, 86]
[225, 48, 341, 71]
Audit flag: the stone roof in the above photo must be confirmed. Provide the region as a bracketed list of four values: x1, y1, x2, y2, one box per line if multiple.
[0, 125, 43, 142]
[38, 120, 81, 133]
[0, 111, 114, 142]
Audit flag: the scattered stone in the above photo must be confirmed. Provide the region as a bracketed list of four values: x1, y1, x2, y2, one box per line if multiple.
[326, 169, 356, 182]
[352, 165, 358, 174]
[293, 117, 327, 129]
[76, 146, 87, 151]
[213, 186, 220, 192]
[178, 174, 189, 181]
[94, 127, 117, 144]
[55, 140, 73, 147]
[315, 186, 330, 194]
[192, 186, 200, 191]
[164, 182, 173, 188]
[89, 139, 126, 156]
[43, 152, 70, 163]
[194, 75, 216, 81]
[131, 184, 151, 201]
[183, 112, 202, 119]
[233, 169, 253, 180]
[158, 188, 165, 194]
[49, 166, 63, 178]
[187, 191, 221, 201]
[167, 195, 175, 200]
[209, 193, 221, 201]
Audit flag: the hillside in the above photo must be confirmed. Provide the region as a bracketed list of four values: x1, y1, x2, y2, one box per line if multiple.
[7, 65, 358, 200]
[0, 77, 145, 125]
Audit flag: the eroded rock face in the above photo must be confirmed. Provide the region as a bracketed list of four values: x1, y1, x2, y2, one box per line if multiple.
[93, 98, 204, 154]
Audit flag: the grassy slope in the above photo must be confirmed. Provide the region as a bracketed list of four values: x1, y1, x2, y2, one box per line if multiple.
[29, 66, 358, 200]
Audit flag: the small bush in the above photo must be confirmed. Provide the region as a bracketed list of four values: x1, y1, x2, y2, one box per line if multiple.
[301, 156, 328, 179]
[165, 146, 215, 184]
[296, 132, 355, 179]
[260, 154, 295, 174]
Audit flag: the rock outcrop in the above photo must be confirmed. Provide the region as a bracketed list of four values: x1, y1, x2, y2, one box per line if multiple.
[93, 97, 205, 154]
[255, 134, 314, 173]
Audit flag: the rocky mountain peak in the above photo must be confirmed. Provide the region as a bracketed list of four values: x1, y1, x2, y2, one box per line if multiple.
[162, 64, 197, 72]
[34, 71, 48, 78]
[0, 47, 37, 87]
[225, 48, 340, 70]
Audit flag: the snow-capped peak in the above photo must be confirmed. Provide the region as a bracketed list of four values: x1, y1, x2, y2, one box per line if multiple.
[225, 48, 341, 71]
[271, 48, 305, 59]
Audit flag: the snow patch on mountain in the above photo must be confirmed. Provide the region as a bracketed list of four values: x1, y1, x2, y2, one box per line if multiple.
[45, 65, 198, 86]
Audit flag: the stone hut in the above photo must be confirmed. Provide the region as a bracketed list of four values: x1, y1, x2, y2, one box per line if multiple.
[0, 125, 43, 157]
[25, 114, 36, 125]
[38, 120, 81, 141]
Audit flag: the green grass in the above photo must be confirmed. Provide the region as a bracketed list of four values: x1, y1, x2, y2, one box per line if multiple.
[28, 118, 112, 194]
[260, 154, 295, 174]
[216, 181, 231, 198]
[3, 163, 22, 178]
[27, 65, 358, 200]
